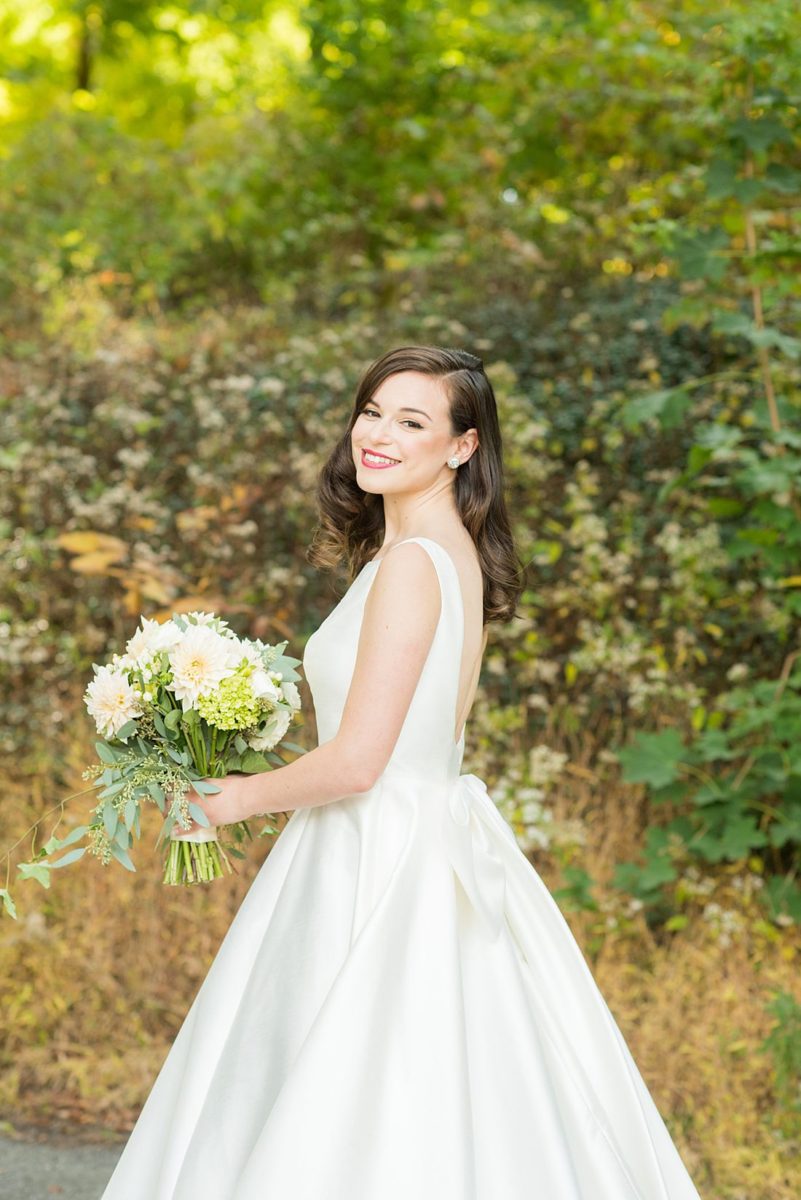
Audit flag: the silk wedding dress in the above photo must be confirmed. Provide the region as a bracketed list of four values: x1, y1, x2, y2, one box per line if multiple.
[100, 536, 703, 1200]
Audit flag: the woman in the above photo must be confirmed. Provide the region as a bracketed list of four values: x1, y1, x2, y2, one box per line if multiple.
[101, 346, 703, 1199]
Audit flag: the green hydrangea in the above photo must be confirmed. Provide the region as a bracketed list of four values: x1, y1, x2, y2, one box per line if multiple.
[197, 665, 263, 730]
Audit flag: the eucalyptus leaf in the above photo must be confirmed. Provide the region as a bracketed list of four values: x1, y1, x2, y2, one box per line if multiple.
[191, 778, 223, 795]
[49, 847, 87, 869]
[103, 803, 119, 839]
[45, 825, 90, 852]
[188, 802, 211, 828]
[98, 780, 127, 799]
[147, 781, 165, 805]
[280, 741, 307, 755]
[110, 843, 136, 872]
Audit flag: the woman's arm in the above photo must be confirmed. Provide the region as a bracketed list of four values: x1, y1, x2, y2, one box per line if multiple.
[191, 542, 441, 825]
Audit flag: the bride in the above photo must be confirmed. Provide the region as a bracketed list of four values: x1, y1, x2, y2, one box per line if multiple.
[101, 345, 703, 1199]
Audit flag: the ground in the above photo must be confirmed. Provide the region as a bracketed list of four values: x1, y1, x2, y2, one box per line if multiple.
[0, 1125, 125, 1200]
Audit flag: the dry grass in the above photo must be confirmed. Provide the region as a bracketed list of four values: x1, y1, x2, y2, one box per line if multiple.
[1, 724, 799, 1200]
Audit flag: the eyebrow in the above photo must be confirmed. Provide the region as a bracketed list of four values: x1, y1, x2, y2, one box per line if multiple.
[364, 400, 432, 420]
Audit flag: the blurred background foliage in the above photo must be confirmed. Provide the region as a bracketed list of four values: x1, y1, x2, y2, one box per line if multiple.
[1, 1, 800, 1193]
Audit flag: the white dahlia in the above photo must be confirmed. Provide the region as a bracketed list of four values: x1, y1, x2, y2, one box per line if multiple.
[168, 625, 239, 711]
[84, 665, 144, 739]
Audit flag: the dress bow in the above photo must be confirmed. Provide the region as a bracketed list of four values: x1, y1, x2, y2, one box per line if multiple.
[441, 773, 518, 941]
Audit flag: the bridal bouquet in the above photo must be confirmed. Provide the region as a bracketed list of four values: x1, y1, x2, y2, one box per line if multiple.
[0, 611, 304, 916]
[80, 611, 303, 885]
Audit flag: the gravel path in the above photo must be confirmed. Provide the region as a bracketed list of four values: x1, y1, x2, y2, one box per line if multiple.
[0, 1130, 126, 1200]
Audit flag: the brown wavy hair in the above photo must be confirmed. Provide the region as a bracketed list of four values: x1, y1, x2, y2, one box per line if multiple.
[306, 345, 526, 624]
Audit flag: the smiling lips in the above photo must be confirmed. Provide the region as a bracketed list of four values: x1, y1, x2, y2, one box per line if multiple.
[361, 449, 400, 469]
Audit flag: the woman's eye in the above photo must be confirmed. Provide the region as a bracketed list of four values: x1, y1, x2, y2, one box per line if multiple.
[361, 408, 421, 429]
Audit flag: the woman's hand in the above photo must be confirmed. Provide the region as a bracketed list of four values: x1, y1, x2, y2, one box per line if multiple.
[171, 774, 251, 839]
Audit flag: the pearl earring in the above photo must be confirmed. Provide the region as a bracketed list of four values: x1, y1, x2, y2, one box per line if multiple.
[447, 456, 460, 469]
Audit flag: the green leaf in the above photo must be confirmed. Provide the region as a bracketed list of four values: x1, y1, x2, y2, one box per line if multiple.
[711, 311, 801, 359]
[692, 729, 737, 764]
[620, 387, 692, 432]
[115, 719, 138, 740]
[706, 497, 746, 519]
[0, 888, 18, 919]
[95, 741, 118, 764]
[49, 847, 87, 869]
[191, 778, 222, 795]
[705, 157, 763, 203]
[188, 801, 211, 828]
[727, 116, 793, 152]
[17, 861, 51, 888]
[551, 865, 599, 912]
[686, 444, 714, 476]
[768, 803, 801, 848]
[124, 797, 138, 829]
[694, 814, 768, 863]
[764, 163, 801, 195]
[103, 803, 119, 839]
[233, 734, 248, 754]
[147, 781, 165, 806]
[670, 227, 729, 282]
[164, 709, 182, 730]
[97, 779, 127, 799]
[664, 914, 688, 932]
[615, 729, 685, 789]
[58, 824, 90, 848]
[280, 741, 307, 755]
[240, 750, 270, 773]
[109, 842, 136, 872]
[763, 876, 801, 925]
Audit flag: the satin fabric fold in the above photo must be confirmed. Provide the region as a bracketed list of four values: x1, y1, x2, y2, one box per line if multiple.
[442, 771, 518, 941]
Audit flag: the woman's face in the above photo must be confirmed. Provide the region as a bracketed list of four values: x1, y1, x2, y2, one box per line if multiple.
[351, 370, 467, 494]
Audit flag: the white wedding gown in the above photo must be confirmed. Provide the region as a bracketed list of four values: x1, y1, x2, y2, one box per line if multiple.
[100, 536, 703, 1199]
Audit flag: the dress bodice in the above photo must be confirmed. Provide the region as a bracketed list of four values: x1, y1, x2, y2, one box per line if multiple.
[302, 537, 466, 784]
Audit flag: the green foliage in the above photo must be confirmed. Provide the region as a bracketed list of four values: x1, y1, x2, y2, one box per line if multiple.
[612, 660, 801, 919]
[551, 865, 599, 913]
[0, 0, 799, 938]
[760, 989, 801, 1135]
